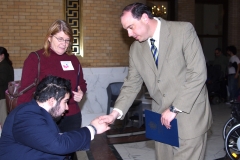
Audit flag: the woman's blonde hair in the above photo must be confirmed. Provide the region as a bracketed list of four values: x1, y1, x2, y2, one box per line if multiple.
[43, 20, 73, 56]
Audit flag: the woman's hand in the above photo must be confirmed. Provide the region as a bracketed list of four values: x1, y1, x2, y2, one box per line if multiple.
[72, 86, 83, 102]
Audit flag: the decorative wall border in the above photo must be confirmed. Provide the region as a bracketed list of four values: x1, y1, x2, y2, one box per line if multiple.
[64, 0, 84, 57]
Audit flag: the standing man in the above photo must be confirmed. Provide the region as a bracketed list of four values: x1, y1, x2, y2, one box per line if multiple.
[213, 47, 228, 76]
[99, 3, 212, 160]
[212, 47, 228, 101]
[0, 75, 110, 159]
[227, 45, 240, 103]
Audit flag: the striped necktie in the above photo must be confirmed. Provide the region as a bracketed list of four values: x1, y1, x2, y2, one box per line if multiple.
[150, 38, 158, 67]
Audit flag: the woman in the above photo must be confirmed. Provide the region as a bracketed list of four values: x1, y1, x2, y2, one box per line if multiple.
[0, 47, 14, 126]
[17, 20, 87, 132]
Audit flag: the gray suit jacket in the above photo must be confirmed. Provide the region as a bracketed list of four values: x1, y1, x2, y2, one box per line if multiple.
[114, 18, 212, 139]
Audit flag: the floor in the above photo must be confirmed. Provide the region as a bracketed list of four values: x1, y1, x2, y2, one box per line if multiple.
[75, 103, 233, 160]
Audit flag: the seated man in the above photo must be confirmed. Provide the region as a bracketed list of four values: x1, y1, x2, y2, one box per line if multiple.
[0, 75, 110, 159]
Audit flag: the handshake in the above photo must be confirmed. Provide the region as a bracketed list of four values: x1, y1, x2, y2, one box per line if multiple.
[89, 110, 120, 134]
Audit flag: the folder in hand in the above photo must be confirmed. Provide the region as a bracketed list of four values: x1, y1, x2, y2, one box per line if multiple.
[144, 109, 179, 147]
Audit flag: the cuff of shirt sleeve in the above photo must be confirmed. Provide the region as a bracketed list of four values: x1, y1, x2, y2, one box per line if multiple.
[86, 126, 95, 140]
[113, 108, 123, 119]
[174, 107, 182, 113]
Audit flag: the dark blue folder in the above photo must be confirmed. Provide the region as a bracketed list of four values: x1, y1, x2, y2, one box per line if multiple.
[144, 109, 179, 147]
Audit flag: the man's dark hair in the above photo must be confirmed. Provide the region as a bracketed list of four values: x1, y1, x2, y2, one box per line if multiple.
[121, 2, 154, 20]
[34, 75, 72, 104]
[215, 47, 222, 52]
[227, 45, 237, 55]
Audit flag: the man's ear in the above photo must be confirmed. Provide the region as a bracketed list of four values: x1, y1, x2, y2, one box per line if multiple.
[141, 13, 149, 23]
[47, 97, 56, 107]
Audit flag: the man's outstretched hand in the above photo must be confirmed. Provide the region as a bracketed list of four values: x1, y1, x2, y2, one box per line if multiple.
[98, 110, 120, 125]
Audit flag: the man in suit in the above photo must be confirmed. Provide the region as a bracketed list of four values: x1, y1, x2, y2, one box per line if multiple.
[0, 75, 110, 160]
[99, 3, 212, 160]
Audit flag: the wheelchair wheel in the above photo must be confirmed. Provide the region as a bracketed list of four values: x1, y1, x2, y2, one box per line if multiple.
[225, 124, 240, 160]
[223, 117, 237, 139]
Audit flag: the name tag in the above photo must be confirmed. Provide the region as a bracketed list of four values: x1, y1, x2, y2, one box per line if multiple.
[60, 61, 74, 71]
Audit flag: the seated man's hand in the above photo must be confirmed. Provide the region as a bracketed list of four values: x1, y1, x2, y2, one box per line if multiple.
[91, 118, 110, 134]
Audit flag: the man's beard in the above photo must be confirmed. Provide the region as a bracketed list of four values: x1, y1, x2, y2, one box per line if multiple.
[49, 103, 62, 119]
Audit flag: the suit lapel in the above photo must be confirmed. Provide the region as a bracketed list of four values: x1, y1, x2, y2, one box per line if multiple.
[139, 18, 171, 77]
[157, 18, 170, 76]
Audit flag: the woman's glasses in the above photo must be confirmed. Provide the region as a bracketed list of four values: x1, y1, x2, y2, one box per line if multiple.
[53, 35, 71, 44]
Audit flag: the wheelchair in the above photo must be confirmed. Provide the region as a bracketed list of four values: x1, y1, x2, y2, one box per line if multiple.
[225, 123, 240, 159]
[223, 102, 240, 139]
[224, 102, 240, 159]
